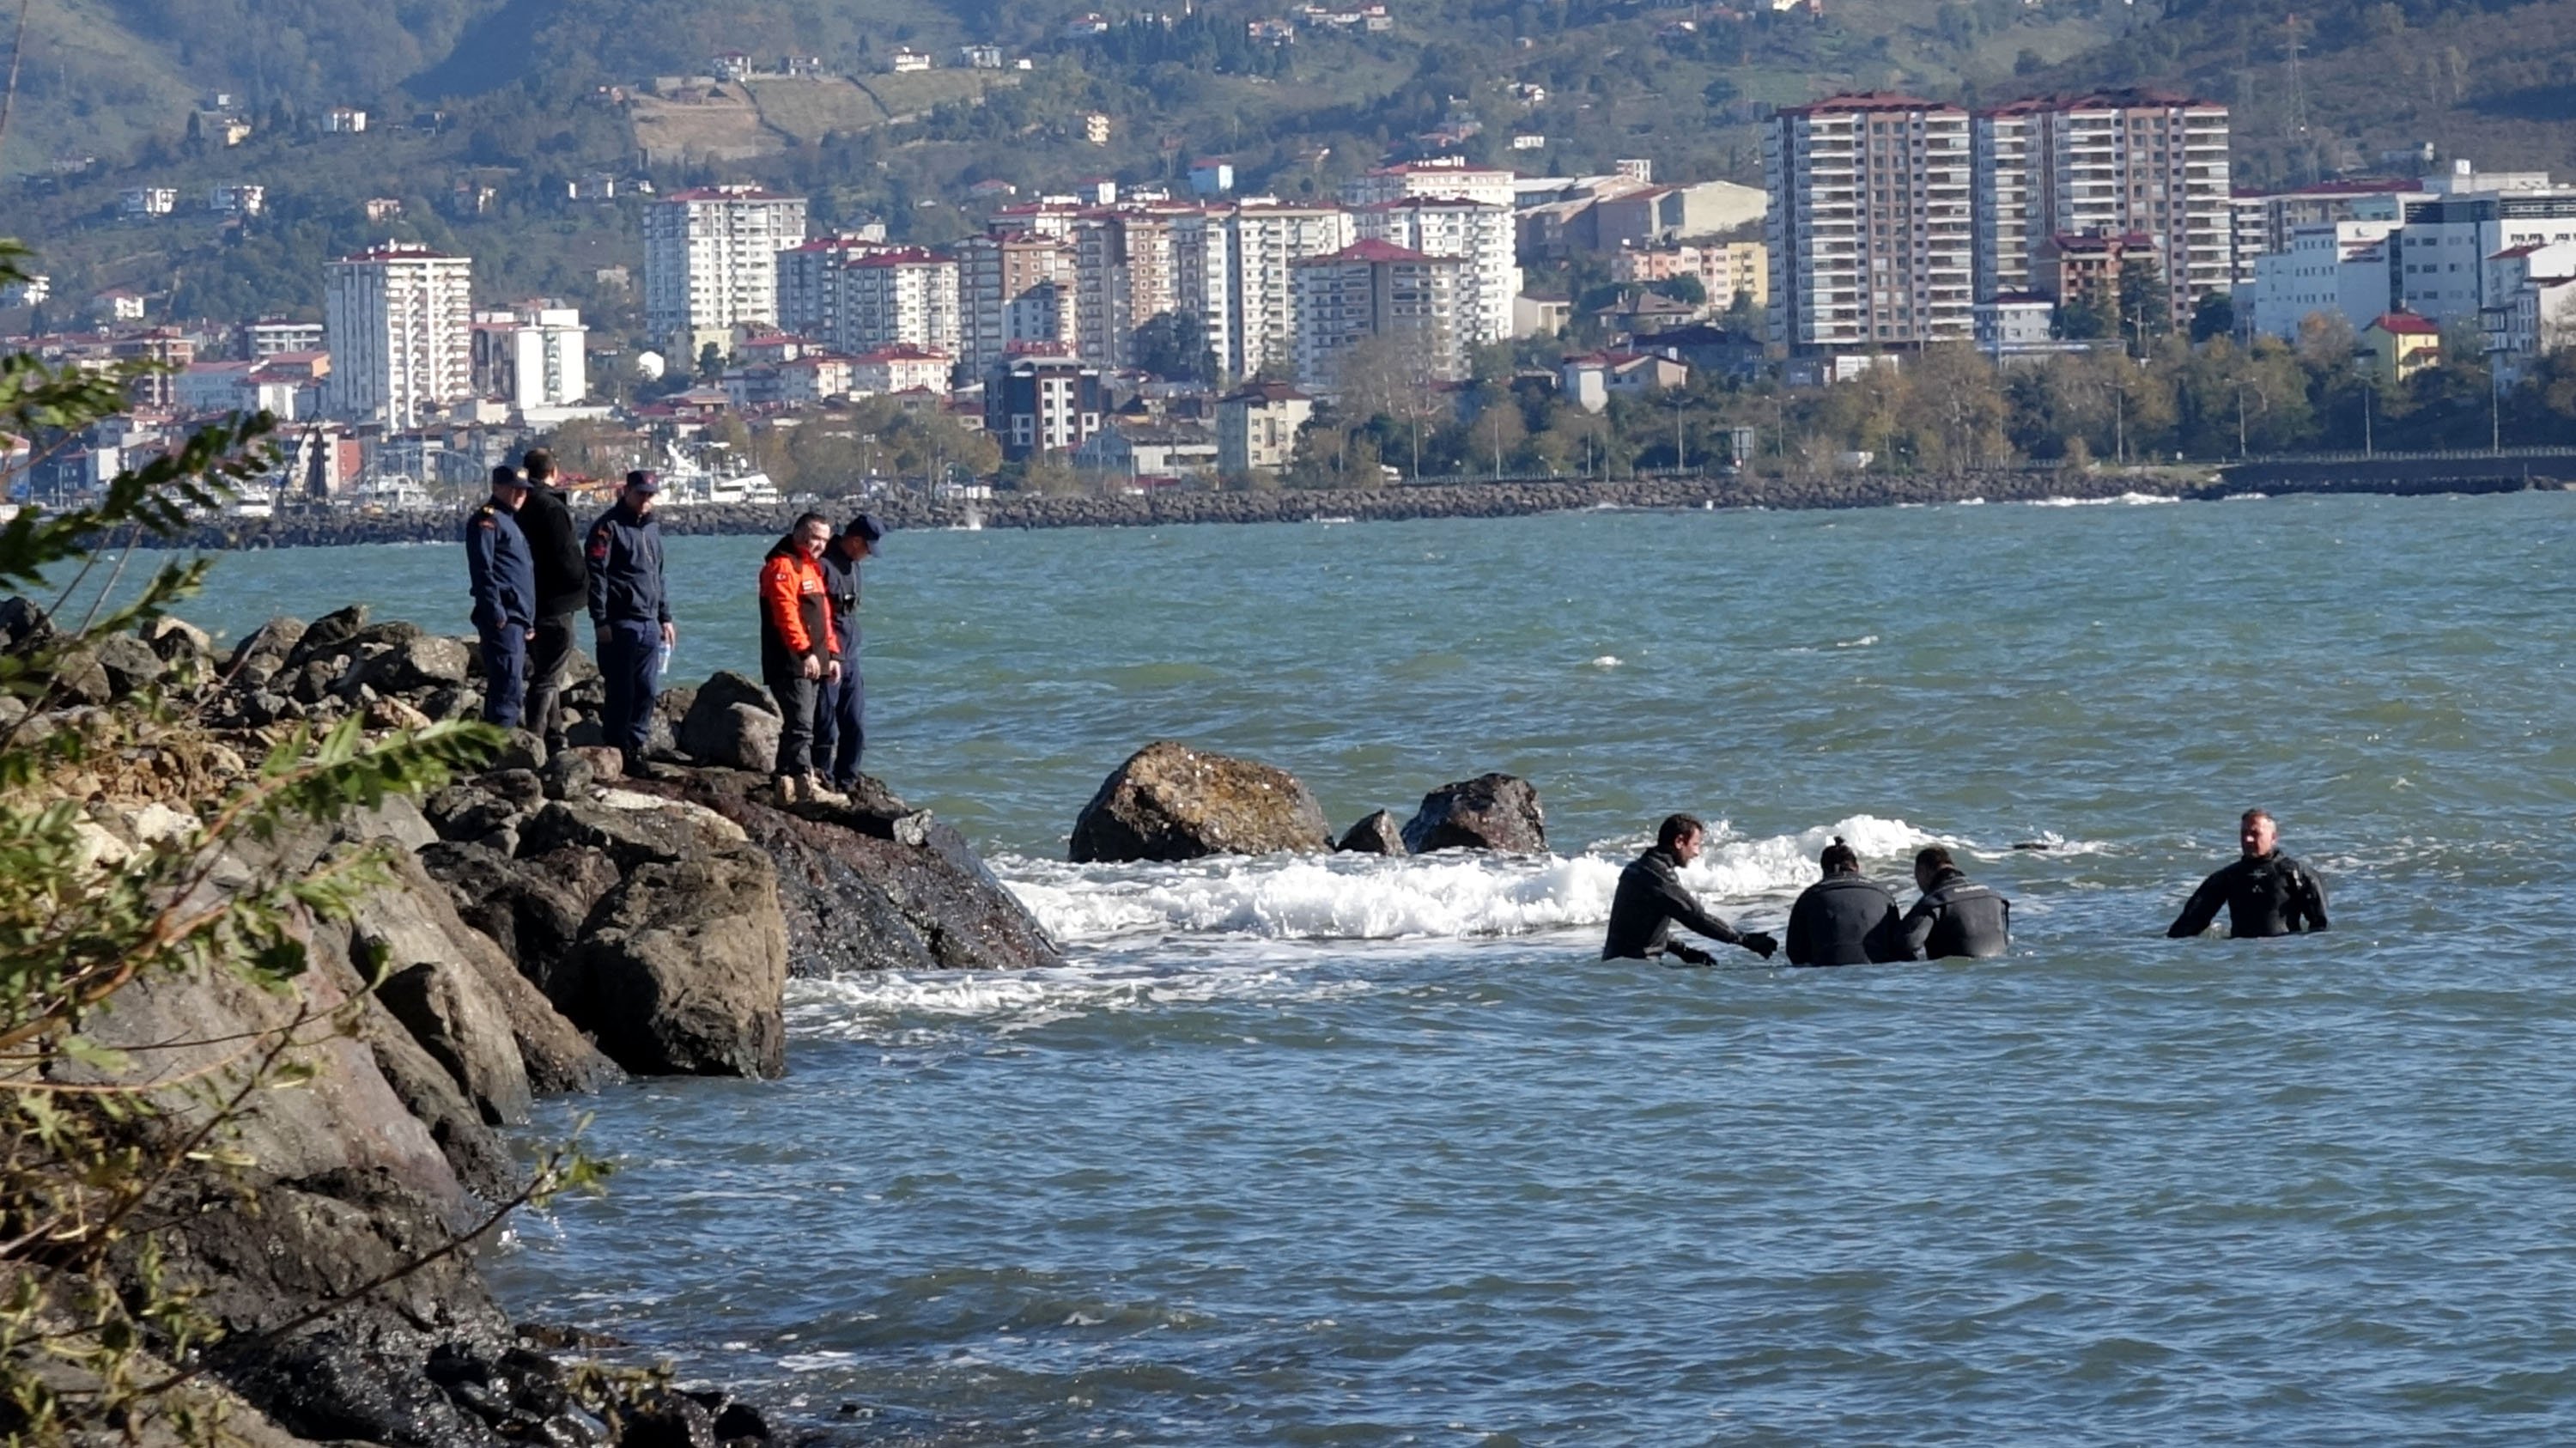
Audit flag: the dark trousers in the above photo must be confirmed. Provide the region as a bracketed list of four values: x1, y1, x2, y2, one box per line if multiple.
[767, 664, 819, 780]
[812, 664, 864, 787]
[598, 619, 661, 758]
[477, 622, 529, 728]
[525, 611, 580, 744]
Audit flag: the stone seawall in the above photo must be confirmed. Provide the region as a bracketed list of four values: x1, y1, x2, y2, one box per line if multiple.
[147, 466, 2573, 551]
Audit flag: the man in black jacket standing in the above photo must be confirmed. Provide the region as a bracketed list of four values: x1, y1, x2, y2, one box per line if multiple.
[1786, 837, 1905, 966]
[1601, 814, 1777, 964]
[513, 447, 587, 753]
[586, 471, 672, 777]
[2166, 808, 2330, 940]
[811, 513, 880, 794]
[1901, 846, 2012, 960]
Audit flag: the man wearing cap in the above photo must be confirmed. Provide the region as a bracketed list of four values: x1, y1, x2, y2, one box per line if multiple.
[514, 447, 588, 754]
[812, 514, 881, 794]
[586, 470, 674, 776]
[465, 465, 538, 728]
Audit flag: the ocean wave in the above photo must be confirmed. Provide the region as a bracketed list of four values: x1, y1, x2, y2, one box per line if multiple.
[2025, 493, 2181, 508]
[993, 814, 1947, 946]
[784, 963, 1382, 1041]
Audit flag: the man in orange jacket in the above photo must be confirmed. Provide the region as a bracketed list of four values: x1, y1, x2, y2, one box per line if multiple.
[758, 512, 842, 805]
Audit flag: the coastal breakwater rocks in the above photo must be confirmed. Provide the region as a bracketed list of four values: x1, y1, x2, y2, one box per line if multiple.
[1402, 774, 1548, 855]
[1069, 740, 1333, 863]
[661, 768, 1065, 977]
[1335, 809, 1408, 855]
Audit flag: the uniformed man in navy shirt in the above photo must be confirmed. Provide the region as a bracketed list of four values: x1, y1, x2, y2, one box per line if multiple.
[586, 470, 673, 776]
[465, 465, 537, 728]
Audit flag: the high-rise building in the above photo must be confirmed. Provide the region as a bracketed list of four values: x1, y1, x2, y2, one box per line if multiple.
[958, 233, 1081, 374]
[1352, 197, 1520, 347]
[1229, 202, 1355, 379]
[987, 353, 1106, 458]
[831, 247, 960, 358]
[470, 304, 589, 417]
[777, 234, 891, 341]
[1973, 90, 2231, 325]
[1072, 210, 1179, 369]
[1765, 94, 1975, 351]
[642, 185, 808, 362]
[1290, 239, 1465, 388]
[322, 243, 472, 429]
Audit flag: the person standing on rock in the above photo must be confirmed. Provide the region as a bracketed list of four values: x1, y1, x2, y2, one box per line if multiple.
[465, 465, 537, 729]
[758, 512, 842, 806]
[586, 470, 673, 778]
[1785, 837, 1905, 966]
[2166, 808, 2330, 940]
[1900, 846, 2012, 960]
[514, 447, 588, 755]
[811, 513, 881, 795]
[1602, 813, 1777, 964]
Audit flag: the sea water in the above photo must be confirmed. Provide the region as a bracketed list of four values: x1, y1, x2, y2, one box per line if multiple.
[179, 493, 2576, 1443]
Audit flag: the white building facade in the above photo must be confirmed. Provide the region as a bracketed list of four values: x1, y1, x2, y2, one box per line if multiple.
[1766, 93, 1975, 351]
[322, 244, 473, 429]
[1352, 198, 1519, 348]
[642, 185, 809, 360]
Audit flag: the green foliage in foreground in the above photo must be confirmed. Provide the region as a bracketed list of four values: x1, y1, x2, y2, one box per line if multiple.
[0, 238, 608, 1444]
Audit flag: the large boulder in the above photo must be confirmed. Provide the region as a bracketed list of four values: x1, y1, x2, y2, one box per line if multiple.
[221, 614, 306, 687]
[660, 770, 1065, 976]
[1401, 773, 1547, 855]
[1335, 810, 1408, 855]
[516, 790, 746, 870]
[567, 848, 790, 1078]
[347, 862, 536, 1128]
[1068, 740, 1331, 863]
[87, 632, 167, 698]
[289, 604, 368, 665]
[677, 671, 781, 771]
[358, 634, 472, 694]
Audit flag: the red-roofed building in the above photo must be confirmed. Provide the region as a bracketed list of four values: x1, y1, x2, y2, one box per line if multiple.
[1767, 93, 1973, 350]
[2366, 310, 2443, 385]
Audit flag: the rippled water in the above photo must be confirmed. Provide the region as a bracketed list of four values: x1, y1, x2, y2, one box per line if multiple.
[182, 494, 2576, 1442]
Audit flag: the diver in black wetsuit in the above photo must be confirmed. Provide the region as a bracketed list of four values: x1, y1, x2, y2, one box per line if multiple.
[1900, 846, 2011, 960]
[2166, 808, 2330, 940]
[1785, 837, 1904, 966]
[1602, 814, 1777, 964]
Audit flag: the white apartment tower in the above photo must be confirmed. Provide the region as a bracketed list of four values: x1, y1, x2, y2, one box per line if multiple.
[1340, 159, 1519, 211]
[471, 304, 589, 416]
[1290, 238, 1465, 389]
[1229, 202, 1356, 379]
[322, 244, 472, 429]
[643, 185, 809, 361]
[1766, 94, 1975, 350]
[1973, 90, 2232, 325]
[1352, 197, 1520, 348]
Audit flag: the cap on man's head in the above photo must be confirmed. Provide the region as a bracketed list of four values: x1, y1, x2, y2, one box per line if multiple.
[623, 469, 660, 495]
[491, 465, 527, 490]
[843, 513, 884, 543]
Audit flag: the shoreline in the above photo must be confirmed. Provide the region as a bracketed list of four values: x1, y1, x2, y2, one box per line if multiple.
[147, 466, 2561, 551]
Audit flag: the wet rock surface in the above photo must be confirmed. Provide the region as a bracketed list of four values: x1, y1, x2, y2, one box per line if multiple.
[1069, 740, 1332, 863]
[1402, 773, 1548, 854]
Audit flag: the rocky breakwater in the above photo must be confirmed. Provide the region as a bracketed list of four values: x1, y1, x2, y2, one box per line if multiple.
[3, 599, 1060, 1445]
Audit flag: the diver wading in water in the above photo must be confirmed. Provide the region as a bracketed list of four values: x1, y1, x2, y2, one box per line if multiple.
[2167, 808, 2330, 939]
[1602, 814, 1777, 964]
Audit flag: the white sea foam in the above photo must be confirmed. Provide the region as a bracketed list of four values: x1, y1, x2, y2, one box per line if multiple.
[2026, 492, 2180, 508]
[993, 814, 1947, 947]
[785, 963, 1382, 1040]
[1588, 654, 1625, 669]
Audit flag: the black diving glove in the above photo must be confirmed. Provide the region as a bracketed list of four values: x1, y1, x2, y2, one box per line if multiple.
[1740, 932, 1778, 960]
[1666, 942, 1716, 966]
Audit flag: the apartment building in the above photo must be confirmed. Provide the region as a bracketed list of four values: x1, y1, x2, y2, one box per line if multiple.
[469, 304, 589, 417]
[321, 244, 473, 429]
[2391, 189, 2576, 325]
[988, 353, 1106, 458]
[1230, 201, 1355, 379]
[642, 185, 809, 360]
[777, 234, 891, 342]
[1217, 380, 1313, 474]
[1340, 158, 1518, 210]
[2228, 178, 2423, 289]
[1610, 240, 1770, 312]
[1765, 93, 1975, 351]
[1352, 197, 1520, 347]
[833, 247, 961, 358]
[1289, 239, 1465, 388]
[957, 233, 1081, 373]
[1973, 90, 2231, 325]
[2243, 220, 2398, 340]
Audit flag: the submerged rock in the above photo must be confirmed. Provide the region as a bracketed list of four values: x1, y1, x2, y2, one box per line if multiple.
[1401, 774, 1547, 854]
[1068, 740, 1331, 863]
[1334, 810, 1407, 855]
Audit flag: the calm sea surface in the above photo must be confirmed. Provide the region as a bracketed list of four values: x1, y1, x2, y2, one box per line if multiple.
[180, 493, 2576, 1443]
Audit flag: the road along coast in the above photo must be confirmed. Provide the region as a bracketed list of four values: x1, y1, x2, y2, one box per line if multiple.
[144, 465, 2567, 551]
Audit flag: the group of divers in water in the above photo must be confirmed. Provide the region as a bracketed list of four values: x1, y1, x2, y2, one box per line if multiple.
[1602, 806, 2331, 966]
